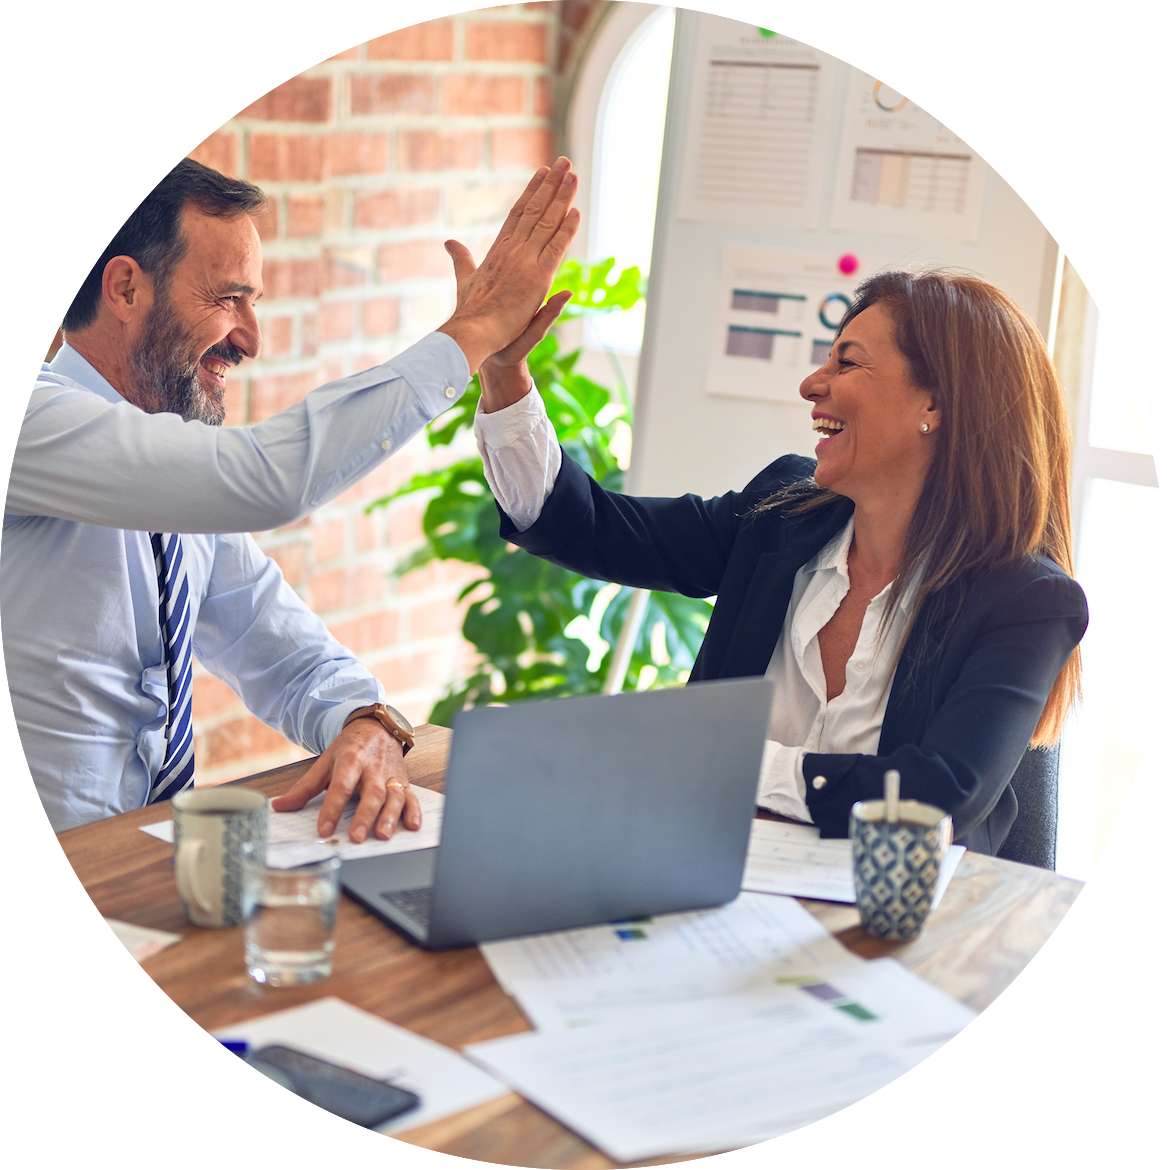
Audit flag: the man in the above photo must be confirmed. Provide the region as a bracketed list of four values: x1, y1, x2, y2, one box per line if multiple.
[5, 157, 577, 838]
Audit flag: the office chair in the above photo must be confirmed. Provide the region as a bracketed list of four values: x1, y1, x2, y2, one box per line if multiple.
[996, 745, 1060, 870]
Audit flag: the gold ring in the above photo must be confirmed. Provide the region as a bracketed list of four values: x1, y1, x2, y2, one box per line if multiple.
[386, 781, 409, 791]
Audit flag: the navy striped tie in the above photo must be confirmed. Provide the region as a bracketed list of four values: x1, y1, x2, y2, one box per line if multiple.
[148, 533, 196, 803]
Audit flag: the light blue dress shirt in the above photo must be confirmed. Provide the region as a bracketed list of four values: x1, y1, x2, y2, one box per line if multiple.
[3, 334, 469, 831]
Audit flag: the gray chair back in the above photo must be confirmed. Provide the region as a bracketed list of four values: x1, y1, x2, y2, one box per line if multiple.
[996, 744, 1060, 870]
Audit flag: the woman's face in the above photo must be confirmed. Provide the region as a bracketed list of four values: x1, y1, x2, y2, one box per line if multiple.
[799, 303, 939, 505]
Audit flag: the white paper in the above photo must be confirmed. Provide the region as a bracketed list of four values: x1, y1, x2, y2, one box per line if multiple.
[140, 787, 443, 868]
[830, 69, 988, 242]
[677, 17, 835, 227]
[105, 918, 182, 962]
[212, 996, 507, 1136]
[480, 892, 859, 999]
[705, 245, 892, 405]
[743, 819, 966, 906]
[465, 958, 974, 1160]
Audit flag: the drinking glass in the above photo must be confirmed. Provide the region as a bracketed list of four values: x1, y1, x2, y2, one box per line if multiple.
[244, 856, 341, 986]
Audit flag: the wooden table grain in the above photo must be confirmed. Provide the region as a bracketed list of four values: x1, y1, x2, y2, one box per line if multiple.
[58, 724, 1083, 1168]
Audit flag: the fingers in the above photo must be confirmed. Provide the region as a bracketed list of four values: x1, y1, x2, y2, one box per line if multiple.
[444, 239, 479, 286]
[372, 785, 422, 841]
[270, 753, 332, 814]
[542, 207, 581, 271]
[514, 158, 574, 245]
[496, 166, 550, 243]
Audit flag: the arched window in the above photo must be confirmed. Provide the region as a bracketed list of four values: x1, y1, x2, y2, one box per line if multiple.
[569, 6, 675, 375]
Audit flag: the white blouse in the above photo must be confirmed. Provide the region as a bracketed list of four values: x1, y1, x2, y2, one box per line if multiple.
[474, 389, 914, 823]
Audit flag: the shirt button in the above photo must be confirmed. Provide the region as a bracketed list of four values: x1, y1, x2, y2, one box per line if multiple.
[853, 660, 868, 673]
[444, 385, 456, 399]
[380, 440, 392, 450]
[812, 775, 827, 790]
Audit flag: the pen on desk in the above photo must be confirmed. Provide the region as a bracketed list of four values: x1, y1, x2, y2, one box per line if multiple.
[219, 1039, 249, 1057]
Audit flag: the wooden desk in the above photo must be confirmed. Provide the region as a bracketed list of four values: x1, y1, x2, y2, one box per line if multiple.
[59, 724, 1082, 1168]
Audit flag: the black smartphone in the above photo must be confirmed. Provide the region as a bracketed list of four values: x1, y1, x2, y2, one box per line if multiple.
[247, 1044, 421, 1129]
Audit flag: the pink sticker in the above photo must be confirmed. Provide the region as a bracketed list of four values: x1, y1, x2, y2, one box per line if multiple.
[837, 253, 859, 276]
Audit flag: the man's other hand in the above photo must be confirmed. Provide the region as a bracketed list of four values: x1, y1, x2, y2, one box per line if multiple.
[270, 717, 419, 843]
[438, 158, 580, 373]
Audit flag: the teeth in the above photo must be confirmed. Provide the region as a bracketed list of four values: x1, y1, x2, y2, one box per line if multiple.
[814, 418, 844, 434]
[202, 361, 229, 377]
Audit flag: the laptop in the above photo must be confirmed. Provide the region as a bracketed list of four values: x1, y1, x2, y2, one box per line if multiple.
[340, 676, 774, 950]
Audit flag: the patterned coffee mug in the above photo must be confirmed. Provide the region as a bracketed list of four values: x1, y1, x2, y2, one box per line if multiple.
[172, 788, 267, 928]
[850, 799, 953, 941]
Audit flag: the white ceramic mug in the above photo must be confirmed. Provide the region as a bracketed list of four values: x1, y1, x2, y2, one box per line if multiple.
[172, 788, 267, 928]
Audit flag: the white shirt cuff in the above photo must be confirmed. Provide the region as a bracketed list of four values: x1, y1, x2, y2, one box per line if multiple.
[474, 386, 561, 532]
[755, 740, 813, 823]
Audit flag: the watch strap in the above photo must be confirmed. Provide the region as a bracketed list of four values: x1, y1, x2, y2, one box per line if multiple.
[342, 703, 415, 755]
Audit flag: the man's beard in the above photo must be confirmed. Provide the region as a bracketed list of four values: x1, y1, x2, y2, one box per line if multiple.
[126, 292, 243, 426]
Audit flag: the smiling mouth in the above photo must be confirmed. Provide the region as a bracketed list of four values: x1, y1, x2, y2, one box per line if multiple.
[200, 358, 231, 382]
[813, 418, 845, 437]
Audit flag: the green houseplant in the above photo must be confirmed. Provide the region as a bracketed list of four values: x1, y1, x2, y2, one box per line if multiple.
[370, 260, 713, 726]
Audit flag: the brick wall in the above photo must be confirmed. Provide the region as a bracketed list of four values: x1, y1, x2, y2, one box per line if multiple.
[184, 5, 580, 785]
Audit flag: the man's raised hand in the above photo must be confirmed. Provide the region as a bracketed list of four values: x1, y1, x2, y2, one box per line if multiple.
[438, 158, 580, 372]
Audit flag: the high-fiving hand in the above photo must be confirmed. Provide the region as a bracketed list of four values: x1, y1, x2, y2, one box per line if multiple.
[438, 158, 580, 373]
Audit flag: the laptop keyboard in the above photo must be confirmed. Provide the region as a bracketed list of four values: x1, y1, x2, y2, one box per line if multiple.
[379, 885, 433, 929]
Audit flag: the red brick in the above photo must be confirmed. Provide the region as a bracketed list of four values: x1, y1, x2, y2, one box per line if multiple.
[310, 564, 387, 613]
[241, 76, 333, 123]
[188, 132, 239, 177]
[448, 180, 524, 226]
[367, 21, 454, 61]
[193, 673, 243, 718]
[407, 597, 462, 641]
[262, 257, 323, 300]
[560, 0, 595, 33]
[313, 517, 348, 562]
[492, 127, 554, 170]
[287, 194, 324, 238]
[324, 132, 390, 177]
[329, 44, 362, 61]
[533, 76, 552, 117]
[319, 357, 345, 384]
[377, 239, 452, 283]
[320, 300, 354, 342]
[360, 297, 400, 337]
[442, 74, 525, 117]
[324, 246, 372, 289]
[355, 511, 380, 552]
[263, 315, 294, 357]
[248, 134, 324, 181]
[250, 370, 319, 421]
[327, 609, 400, 654]
[353, 187, 440, 230]
[203, 715, 290, 767]
[356, 350, 395, 371]
[393, 560, 440, 597]
[265, 541, 309, 588]
[465, 21, 549, 63]
[223, 376, 247, 427]
[350, 73, 435, 116]
[387, 501, 424, 546]
[301, 313, 318, 357]
[372, 649, 447, 694]
[252, 198, 279, 242]
[399, 130, 481, 172]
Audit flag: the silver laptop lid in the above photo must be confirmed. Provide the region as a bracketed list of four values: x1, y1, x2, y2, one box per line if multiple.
[424, 676, 774, 947]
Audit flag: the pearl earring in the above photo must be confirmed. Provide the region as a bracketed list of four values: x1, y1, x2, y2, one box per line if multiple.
[920, 423, 930, 433]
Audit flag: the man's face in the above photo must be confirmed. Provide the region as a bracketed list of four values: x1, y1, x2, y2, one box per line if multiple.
[127, 206, 263, 424]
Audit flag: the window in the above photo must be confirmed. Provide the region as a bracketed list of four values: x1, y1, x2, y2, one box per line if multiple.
[1055, 270, 1161, 878]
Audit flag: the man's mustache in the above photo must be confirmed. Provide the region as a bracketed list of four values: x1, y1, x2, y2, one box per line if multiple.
[201, 340, 246, 367]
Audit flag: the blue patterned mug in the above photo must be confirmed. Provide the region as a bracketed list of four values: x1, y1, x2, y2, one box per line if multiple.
[850, 799, 953, 941]
[172, 788, 267, 928]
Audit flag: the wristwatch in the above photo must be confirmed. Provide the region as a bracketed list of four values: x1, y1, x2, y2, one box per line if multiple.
[342, 703, 415, 755]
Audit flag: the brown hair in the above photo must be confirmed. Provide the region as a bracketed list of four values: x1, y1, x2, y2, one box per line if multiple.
[762, 267, 1080, 746]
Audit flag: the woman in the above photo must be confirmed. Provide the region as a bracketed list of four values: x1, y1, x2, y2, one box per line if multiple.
[471, 268, 1087, 856]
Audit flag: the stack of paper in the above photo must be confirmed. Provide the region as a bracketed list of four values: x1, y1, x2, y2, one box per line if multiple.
[743, 819, 966, 904]
[470, 894, 975, 1160]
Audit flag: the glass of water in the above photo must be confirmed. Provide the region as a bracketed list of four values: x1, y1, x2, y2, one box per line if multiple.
[244, 856, 341, 986]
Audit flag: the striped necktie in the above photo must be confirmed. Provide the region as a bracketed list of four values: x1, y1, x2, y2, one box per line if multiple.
[148, 533, 196, 803]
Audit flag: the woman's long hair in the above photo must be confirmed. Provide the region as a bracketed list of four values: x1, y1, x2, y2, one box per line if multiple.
[760, 268, 1080, 746]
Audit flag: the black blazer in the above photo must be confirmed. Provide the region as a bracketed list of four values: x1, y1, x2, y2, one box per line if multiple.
[502, 453, 1089, 856]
